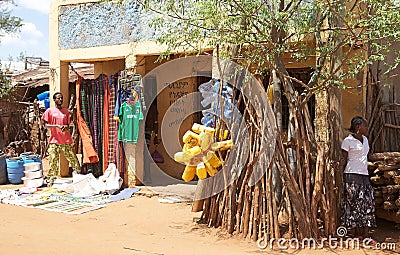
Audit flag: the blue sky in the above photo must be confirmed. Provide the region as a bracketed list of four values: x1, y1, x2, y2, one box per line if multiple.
[0, 0, 51, 61]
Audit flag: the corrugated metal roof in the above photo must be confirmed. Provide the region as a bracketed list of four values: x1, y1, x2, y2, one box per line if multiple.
[11, 64, 94, 88]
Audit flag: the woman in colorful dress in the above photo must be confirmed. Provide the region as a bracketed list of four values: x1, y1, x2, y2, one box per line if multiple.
[340, 116, 383, 242]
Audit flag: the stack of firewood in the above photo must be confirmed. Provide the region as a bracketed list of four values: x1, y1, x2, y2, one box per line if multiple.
[369, 152, 400, 222]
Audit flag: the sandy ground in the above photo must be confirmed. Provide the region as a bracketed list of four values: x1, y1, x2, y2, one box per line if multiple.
[0, 159, 399, 254]
[1, 187, 399, 255]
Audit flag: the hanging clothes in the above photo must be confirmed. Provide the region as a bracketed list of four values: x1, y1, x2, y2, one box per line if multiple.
[79, 74, 107, 177]
[114, 73, 146, 119]
[107, 74, 119, 166]
[76, 76, 99, 164]
[73, 71, 129, 178]
[101, 73, 120, 173]
[113, 75, 120, 170]
[102, 76, 110, 174]
[118, 100, 144, 144]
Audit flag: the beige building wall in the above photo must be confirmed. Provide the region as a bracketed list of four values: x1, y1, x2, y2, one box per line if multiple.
[342, 78, 365, 133]
[341, 47, 366, 135]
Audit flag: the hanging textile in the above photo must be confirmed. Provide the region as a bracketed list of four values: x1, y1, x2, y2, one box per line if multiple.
[76, 73, 120, 176]
[112, 75, 120, 170]
[102, 77, 110, 174]
[118, 141, 125, 179]
[112, 72, 146, 180]
[114, 73, 146, 119]
[118, 100, 144, 143]
[114, 73, 145, 144]
[79, 74, 107, 177]
[76, 76, 99, 164]
[107, 74, 119, 167]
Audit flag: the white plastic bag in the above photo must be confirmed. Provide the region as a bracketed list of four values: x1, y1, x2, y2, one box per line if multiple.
[71, 173, 106, 197]
[98, 163, 123, 194]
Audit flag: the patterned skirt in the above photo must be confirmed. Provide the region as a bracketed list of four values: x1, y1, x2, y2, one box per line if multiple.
[340, 173, 376, 228]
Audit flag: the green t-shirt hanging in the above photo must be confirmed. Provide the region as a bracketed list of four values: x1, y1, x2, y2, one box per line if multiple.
[118, 101, 144, 143]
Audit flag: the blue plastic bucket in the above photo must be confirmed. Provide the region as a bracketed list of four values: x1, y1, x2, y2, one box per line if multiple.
[8, 173, 24, 184]
[44, 98, 50, 109]
[21, 152, 34, 162]
[6, 157, 24, 184]
[21, 152, 34, 158]
[37, 91, 50, 101]
[23, 155, 36, 164]
[22, 154, 42, 170]
[0, 153, 7, 184]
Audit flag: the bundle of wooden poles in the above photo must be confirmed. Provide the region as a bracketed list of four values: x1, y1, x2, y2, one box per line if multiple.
[195, 89, 338, 241]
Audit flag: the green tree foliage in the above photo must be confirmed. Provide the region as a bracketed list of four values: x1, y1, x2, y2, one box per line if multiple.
[0, 0, 22, 38]
[0, 0, 22, 100]
[17, 51, 25, 62]
[143, 0, 400, 91]
[0, 62, 14, 99]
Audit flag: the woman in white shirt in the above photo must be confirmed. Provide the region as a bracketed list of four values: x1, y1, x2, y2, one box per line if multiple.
[340, 116, 381, 241]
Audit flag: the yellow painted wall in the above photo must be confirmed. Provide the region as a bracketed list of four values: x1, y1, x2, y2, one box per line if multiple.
[94, 59, 125, 77]
[341, 47, 366, 133]
[342, 78, 364, 132]
[156, 77, 198, 178]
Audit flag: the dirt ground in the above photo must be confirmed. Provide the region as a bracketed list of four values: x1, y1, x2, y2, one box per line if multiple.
[0, 187, 399, 255]
[0, 159, 399, 254]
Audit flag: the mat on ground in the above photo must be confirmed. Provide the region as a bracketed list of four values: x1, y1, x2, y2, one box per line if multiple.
[0, 187, 141, 215]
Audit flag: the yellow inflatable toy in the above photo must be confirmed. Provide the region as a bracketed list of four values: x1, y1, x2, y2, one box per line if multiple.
[174, 123, 233, 181]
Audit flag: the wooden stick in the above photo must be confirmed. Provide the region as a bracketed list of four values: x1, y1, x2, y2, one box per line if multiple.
[227, 182, 237, 234]
[234, 126, 254, 233]
[372, 152, 400, 158]
[325, 158, 337, 235]
[285, 184, 294, 237]
[242, 185, 251, 237]
[266, 167, 274, 238]
[201, 197, 211, 224]
[270, 167, 280, 238]
[384, 123, 400, 129]
[276, 133, 310, 238]
[248, 188, 254, 240]
[220, 188, 228, 229]
[215, 192, 224, 228]
[299, 105, 311, 224]
[261, 171, 268, 241]
[252, 182, 260, 241]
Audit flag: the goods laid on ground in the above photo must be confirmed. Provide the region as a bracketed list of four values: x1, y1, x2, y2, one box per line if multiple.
[6, 157, 24, 184]
[22, 161, 43, 188]
[0, 187, 140, 215]
[369, 152, 400, 223]
[0, 152, 43, 186]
